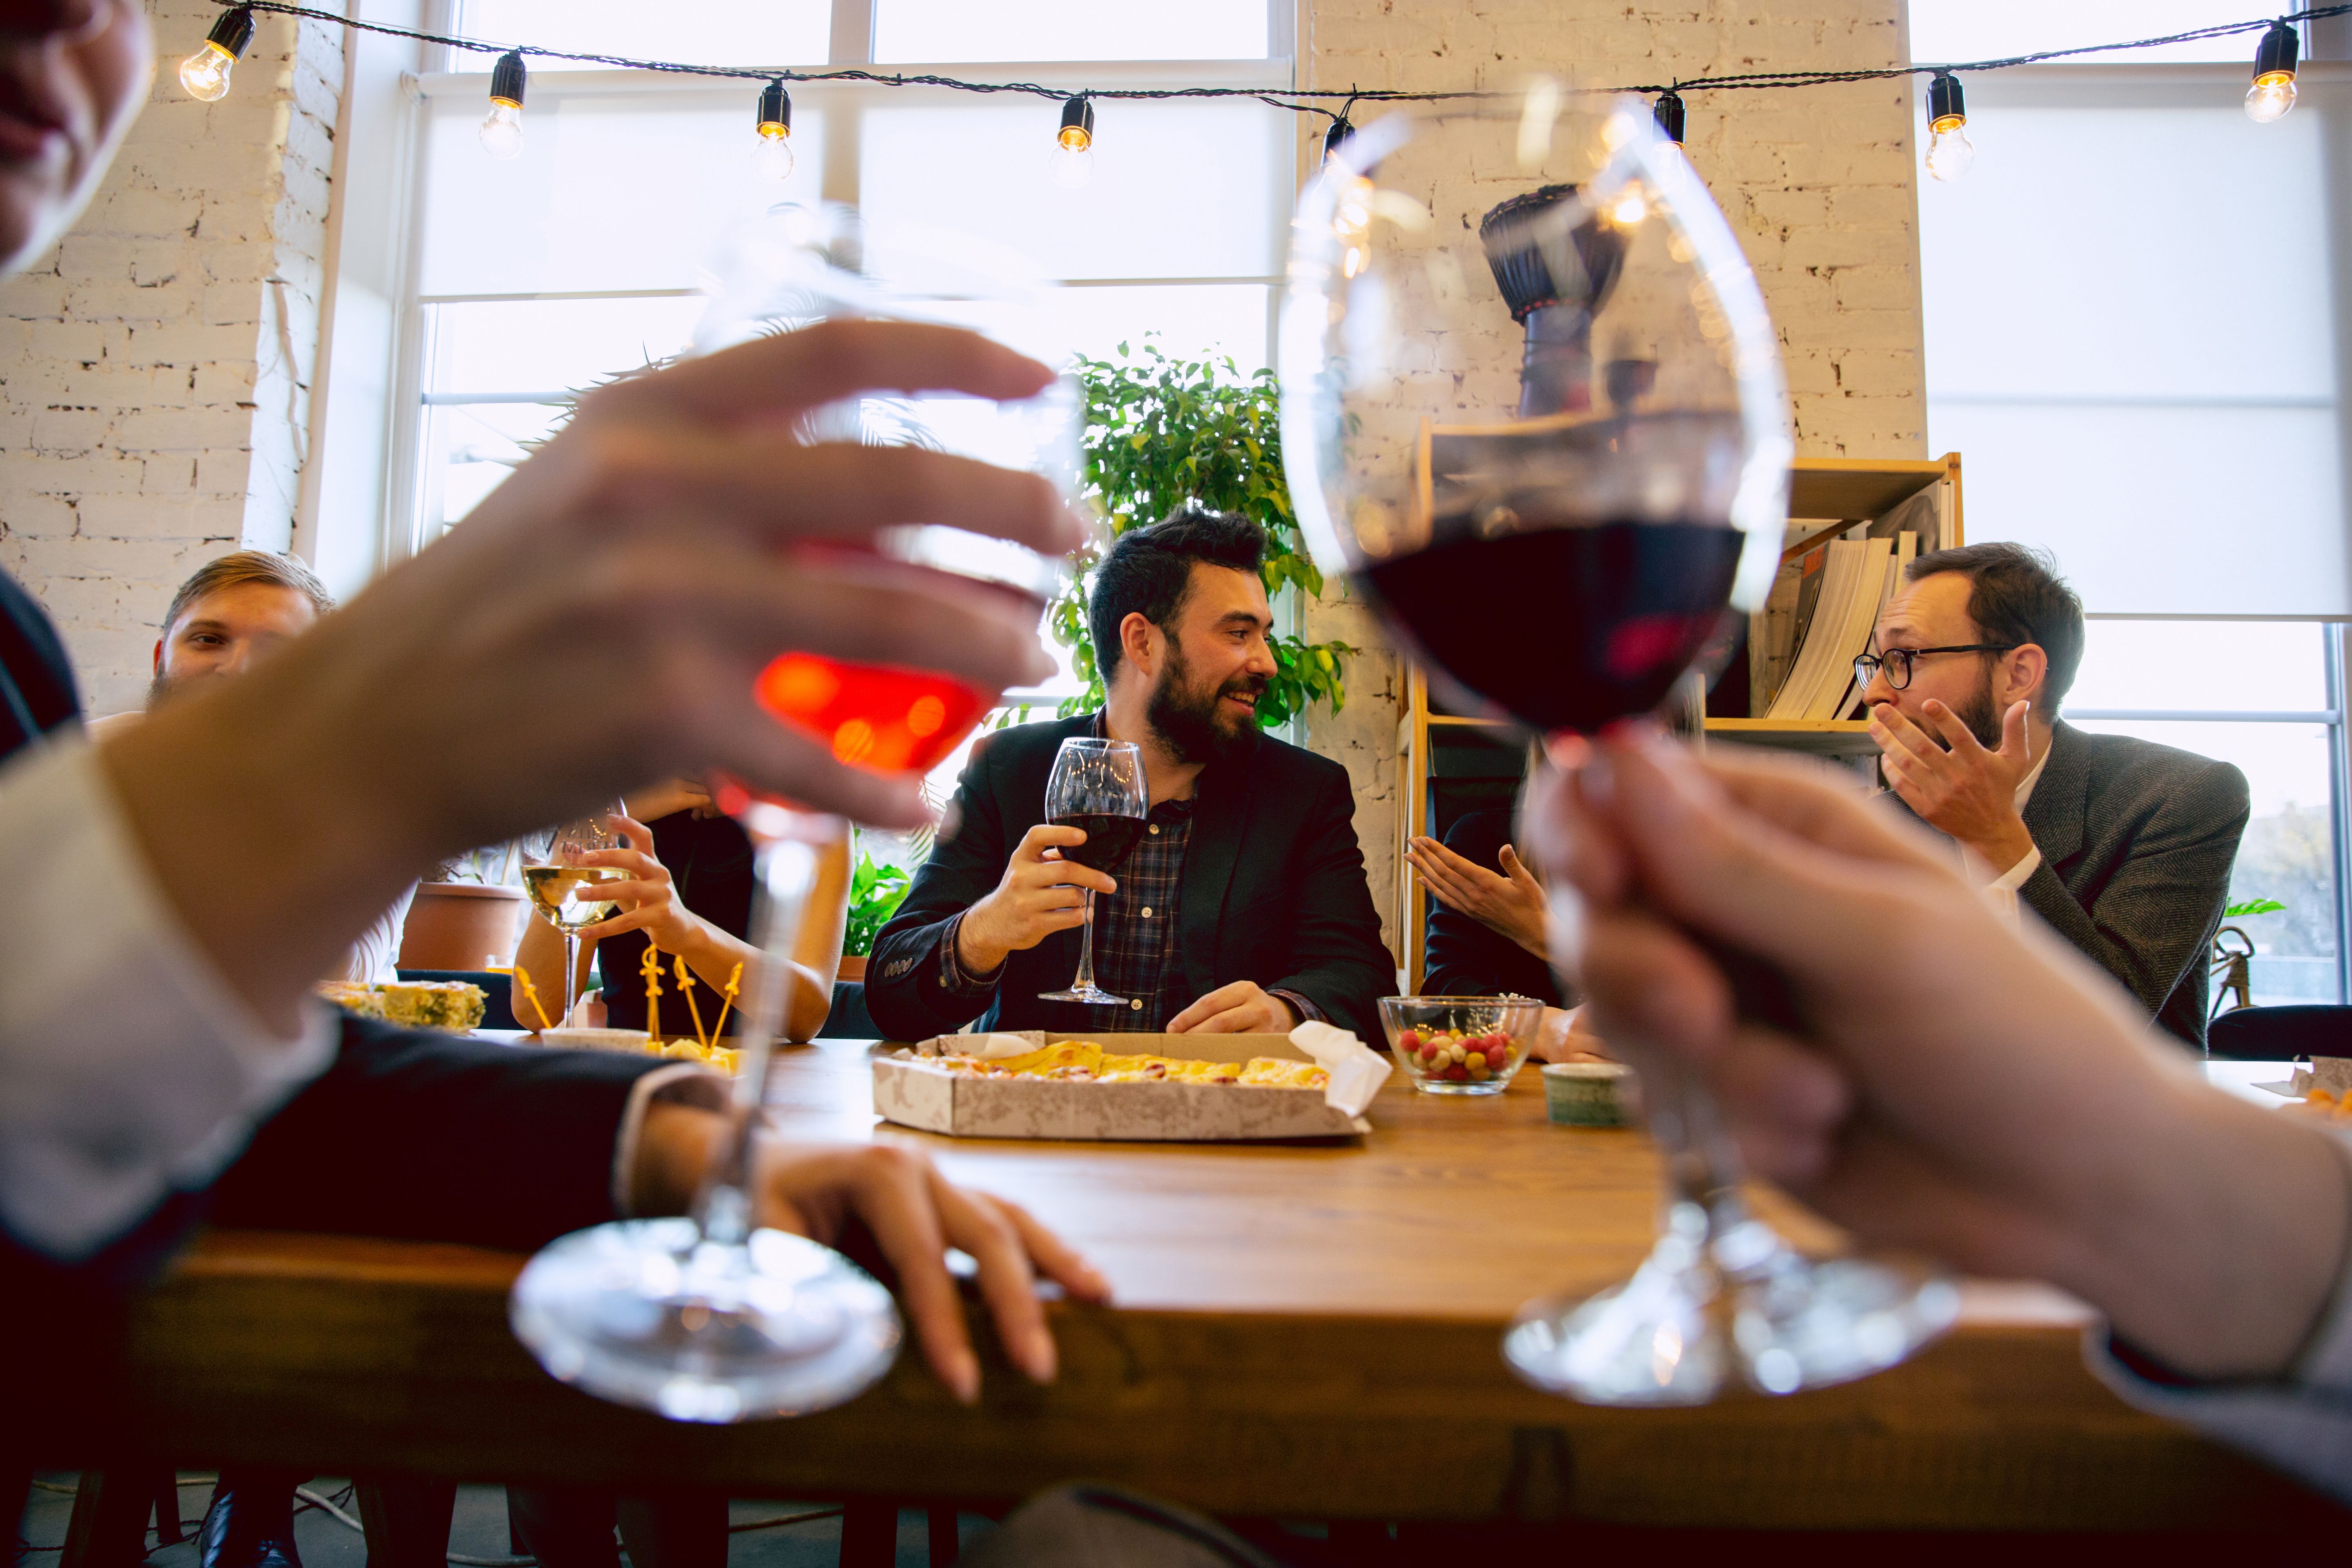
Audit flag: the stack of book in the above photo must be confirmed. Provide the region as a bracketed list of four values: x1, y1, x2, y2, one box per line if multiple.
[1762, 530, 1916, 720]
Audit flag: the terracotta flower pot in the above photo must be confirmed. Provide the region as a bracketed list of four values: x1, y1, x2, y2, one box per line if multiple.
[399, 882, 527, 971]
[836, 954, 869, 983]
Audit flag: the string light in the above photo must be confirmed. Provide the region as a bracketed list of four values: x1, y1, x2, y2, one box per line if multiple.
[1924, 71, 1974, 183]
[1652, 89, 1686, 146]
[1322, 107, 1355, 167]
[179, 5, 254, 102]
[756, 78, 793, 180]
[480, 49, 525, 159]
[2246, 19, 2300, 121]
[1053, 96, 1095, 189]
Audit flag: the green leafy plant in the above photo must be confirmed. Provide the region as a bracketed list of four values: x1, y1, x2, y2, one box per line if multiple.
[1059, 343, 1356, 728]
[842, 851, 912, 958]
[2225, 897, 2287, 918]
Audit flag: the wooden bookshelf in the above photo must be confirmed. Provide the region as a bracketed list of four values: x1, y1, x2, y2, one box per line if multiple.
[1393, 454, 1965, 989]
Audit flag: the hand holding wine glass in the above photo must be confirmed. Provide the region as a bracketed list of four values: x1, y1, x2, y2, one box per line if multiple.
[1037, 737, 1148, 1006]
[519, 801, 627, 1026]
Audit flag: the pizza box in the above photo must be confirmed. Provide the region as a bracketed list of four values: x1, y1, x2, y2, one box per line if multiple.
[872, 1030, 1375, 1143]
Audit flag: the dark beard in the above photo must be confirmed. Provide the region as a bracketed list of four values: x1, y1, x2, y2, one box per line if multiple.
[1950, 666, 2004, 750]
[1145, 644, 1266, 766]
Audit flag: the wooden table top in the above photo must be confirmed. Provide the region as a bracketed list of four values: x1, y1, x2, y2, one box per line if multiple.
[113, 1040, 2339, 1530]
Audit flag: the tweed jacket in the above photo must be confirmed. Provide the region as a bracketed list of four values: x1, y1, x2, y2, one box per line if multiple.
[1892, 719, 2248, 1047]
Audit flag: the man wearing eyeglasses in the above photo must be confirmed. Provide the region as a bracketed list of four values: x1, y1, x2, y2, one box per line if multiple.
[1856, 542, 2248, 1048]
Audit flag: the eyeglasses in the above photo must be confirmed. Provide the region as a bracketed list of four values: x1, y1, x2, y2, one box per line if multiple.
[1853, 644, 2017, 692]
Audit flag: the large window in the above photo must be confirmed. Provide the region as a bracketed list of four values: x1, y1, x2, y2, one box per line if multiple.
[1910, 1, 2352, 1002]
[403, 0, 1290, 547]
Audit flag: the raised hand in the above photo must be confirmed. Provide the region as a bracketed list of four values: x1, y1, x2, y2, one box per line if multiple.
[1869, 695, 2037, 871]
[1405, 833, 1549, 956]
[956, 823, 1118, 978]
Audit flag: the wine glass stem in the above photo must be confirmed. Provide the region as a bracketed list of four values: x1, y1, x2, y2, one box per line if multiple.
[562, 930, 581, 1027]
[1071, 888, 1100, 993]
[1633, 1046, 1753, 1242]
[694, 809, 830, 1247]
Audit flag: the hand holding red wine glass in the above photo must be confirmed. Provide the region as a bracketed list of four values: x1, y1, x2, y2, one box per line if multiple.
[1278, 88, 1953, 1405]
[1038, 736, 1148, 1006]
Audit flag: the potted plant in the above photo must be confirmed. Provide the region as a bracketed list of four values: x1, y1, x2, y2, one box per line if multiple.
[837, 848, 913, 982]
[1054, 343, 1356, 726]
[401, 842, 527, 972]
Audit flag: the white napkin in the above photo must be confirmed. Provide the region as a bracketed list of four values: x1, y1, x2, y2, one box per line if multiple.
[929, 1030, 1045, 1062]
[1290, 1020, 1392, 1117]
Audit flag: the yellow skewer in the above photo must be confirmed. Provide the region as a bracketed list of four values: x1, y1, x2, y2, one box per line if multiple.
[640, 942, 664, 1042]
[512, 964, 557, 1032]
[710, 961, 743, 1043]
[675, 951, 709, 1052]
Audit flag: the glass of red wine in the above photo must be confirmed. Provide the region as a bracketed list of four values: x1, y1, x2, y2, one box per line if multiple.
[1038, 736, 1148, 1005]
[1279, 89, 1956, 1405]
[509, 203, 1078, 1423]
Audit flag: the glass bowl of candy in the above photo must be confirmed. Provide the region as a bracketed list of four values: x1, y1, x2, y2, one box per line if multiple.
[1378, 996, 1546, 1096]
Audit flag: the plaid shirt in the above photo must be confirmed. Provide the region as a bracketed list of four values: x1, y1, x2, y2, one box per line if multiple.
[937, 724, 1321, 1032]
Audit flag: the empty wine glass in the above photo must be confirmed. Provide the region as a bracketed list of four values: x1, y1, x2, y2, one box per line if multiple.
[1278, 87, 1956, 1405]
[518, 801, 626, 1026]
[509, 203, 1080, 1423]
[1037, 736, 1147, 1005]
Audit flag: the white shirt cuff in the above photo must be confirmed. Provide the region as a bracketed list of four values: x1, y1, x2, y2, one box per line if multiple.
[610, 1062, 733, 1217]
[0, 734, 338, 1260]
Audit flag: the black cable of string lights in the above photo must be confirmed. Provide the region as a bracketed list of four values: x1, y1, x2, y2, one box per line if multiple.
[206, 0, 2352, 123]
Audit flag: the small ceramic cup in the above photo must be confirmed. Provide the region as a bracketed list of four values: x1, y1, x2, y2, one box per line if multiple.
[1541, 1061, 1632, 1127]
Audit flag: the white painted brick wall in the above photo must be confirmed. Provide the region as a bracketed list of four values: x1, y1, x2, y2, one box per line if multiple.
[0, 1, 342, 715]
[1298, 0, 1928, 959]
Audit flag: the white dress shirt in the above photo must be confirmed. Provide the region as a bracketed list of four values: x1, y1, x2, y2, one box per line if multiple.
[0, 733, 336, 1260]
[1960, 737, 2053, 929]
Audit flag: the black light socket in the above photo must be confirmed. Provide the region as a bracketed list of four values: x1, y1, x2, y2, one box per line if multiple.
[2254, 19, 2299, 81]
[207, 5, 256, 59]
[1323, 111, 1354, 165]
[490, 49, 527, 108]
[758, 78, 791, 133]
[1653, 89, 1685, 145]
[1059, 95, 1094, 145]
[1927, 70, 1964, 127]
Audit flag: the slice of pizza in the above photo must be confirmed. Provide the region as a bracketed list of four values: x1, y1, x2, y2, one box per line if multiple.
[992, 1040, 1106, 1078]
[1239, 1058, 1330, 1089]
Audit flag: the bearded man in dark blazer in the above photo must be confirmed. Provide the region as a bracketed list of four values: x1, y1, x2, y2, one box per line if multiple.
[1860, 542, 2249, 1048]
[870, 509, 1393, 1044]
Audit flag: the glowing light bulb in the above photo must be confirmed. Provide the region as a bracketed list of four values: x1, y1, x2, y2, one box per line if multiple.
[479, 51, 526, 160]
[480, 100, 523, 158]
[1923, 71, 1973, 183]
[2246, 20, 2301, 122]
[1610, 185, 1649, 227]
[1052, 96, 1095, 189]
[178, 7, 254, 102]
[755, 80, 793, 181]
[2247, 73, 2297, 122]
[1924, 120, 1973, 182]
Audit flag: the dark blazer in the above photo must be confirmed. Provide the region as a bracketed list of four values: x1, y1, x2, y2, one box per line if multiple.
[1419, 808, 1568, 1006]
[867, 712, 1394, 1042]
[1893, 719, 2249, 1049]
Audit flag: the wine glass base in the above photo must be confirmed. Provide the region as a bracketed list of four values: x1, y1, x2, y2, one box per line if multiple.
[1504, 1235, 1960, 1407]
[1038, 984, 1129, 1004]
[510, 1218, 901, 1423]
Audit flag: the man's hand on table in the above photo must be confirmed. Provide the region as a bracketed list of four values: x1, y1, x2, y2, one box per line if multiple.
[96, 320, 1082, 1035]
[957, 824, 1118, 978]
[1168, 981, 1298, 1034]
[1524, 728, 2352, 1383]
[1406, 834, 1550, 958]
[636, 1102, 1110, 1403]
[1869, 697, 2038, 873]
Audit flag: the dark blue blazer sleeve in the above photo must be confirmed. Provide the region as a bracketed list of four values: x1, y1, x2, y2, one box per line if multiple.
[866, 733, 1015, 1041]
[1263, 762, 1399, 1042]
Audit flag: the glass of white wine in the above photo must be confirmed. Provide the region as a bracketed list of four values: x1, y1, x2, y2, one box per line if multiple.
[519, 801, 628, 1027]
